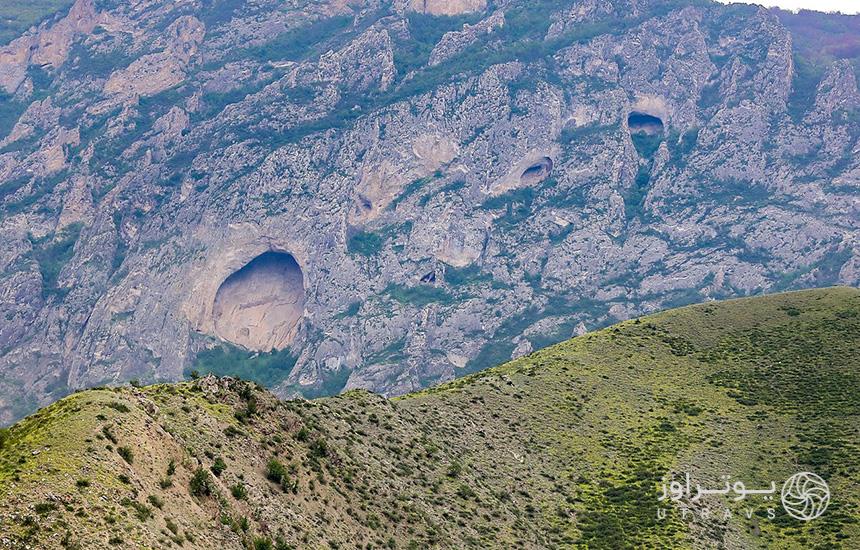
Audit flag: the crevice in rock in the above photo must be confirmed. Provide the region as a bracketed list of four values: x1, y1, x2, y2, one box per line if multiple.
[212, 251, 305, 352]
[356, 194, 373, 212]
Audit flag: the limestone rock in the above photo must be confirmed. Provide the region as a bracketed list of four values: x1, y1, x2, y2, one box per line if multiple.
[429, 11, 504, 67]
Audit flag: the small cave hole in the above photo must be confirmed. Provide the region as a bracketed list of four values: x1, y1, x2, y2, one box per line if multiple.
[628, 112, 665, 158]
[357, 194, 373, 211]
[212, 251, 305, 352]
[520, 157, 553, 185]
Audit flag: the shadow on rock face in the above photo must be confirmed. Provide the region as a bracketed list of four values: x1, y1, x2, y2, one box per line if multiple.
[627, 111, 664, 135]
[212, 251, 305, 351]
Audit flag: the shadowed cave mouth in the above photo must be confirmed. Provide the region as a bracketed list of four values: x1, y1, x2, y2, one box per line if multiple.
[628, 112, 664, 135]
[628, 112, 664, 158]
[520, 156, 553, 185]
[212, 251, 305, 352]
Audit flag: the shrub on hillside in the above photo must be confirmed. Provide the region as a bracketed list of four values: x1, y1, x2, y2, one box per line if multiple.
[230, 483, 247, 500]
[211, 457, 227, 477]
[266, 458, 288, 484]
[189, 468, 213, 497]
[117, 446, 133, 464]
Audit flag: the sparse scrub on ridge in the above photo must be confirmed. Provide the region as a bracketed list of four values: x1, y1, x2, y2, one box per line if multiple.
[189, 468, 214, 497]
[116, 446, 133, 464]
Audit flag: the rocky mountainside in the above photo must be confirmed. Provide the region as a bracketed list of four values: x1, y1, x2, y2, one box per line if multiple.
[0, 287, 858, 548]
[0, 0, 859, 423]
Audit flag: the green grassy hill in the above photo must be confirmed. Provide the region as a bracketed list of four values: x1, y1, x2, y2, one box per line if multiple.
[0, 287, 858, 549]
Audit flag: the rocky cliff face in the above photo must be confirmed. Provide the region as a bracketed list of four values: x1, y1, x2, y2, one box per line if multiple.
[0, 0, 858, 423]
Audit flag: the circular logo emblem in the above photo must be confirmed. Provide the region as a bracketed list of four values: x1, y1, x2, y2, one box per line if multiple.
[781, 472, 830, 521]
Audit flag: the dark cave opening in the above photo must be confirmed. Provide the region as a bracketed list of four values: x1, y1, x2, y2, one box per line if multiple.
[520, 157, 553, 185]
[628, 112, 665, 158]
[627, 112, 664, 135]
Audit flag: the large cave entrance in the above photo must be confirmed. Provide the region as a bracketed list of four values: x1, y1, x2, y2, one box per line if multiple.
[212, 251, 305, 352]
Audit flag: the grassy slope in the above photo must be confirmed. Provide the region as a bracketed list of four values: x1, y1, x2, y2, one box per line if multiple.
[0, 287, 857, 548]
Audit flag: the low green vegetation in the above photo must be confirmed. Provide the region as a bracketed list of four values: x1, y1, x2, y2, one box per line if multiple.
[285, 366, 351, 400]
[623, 165, 652, 219]
[265, 458, 292, 490]
[2, 169, 69, 215]
[0, 92, 28, 141]
[188, 344, 298, 387]
[393, 12, 481, 74]
[631, 132, 663, 158]
[479, 187, 536, 227]
[347, 230, 384, 257]
[388, 173, 440, 210]
[463, 296, 601, 375]
[385, 283, 452, 307]
[334, 301, 361, 319]
[65, 37, 133, 80]
[210, 457, 226, 477]
[250, 15, 352, 61]
[443, 264, 493, 287]
[218, 15, 352, 67]
[230, 483, 247, 500]
[189, 468, 213, 497]
[198, 0, 246, 28]
[347, 223, 412, 257]
[364, 338, 407, 365]
[29, 223, 83, 299]
[559, 122, 618, 146]
[786, 54, 827, 122]
[116, 446, 133, 464]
